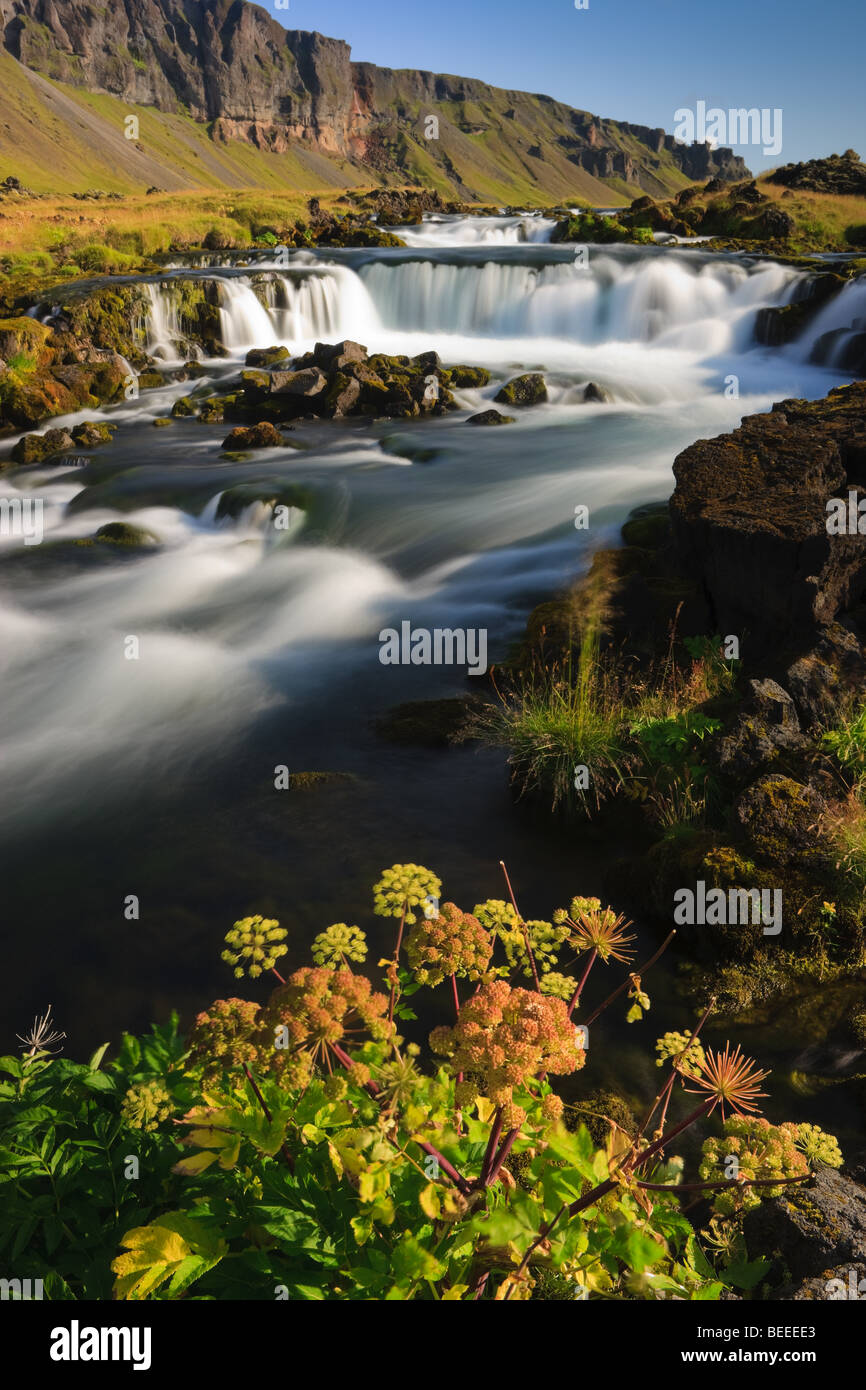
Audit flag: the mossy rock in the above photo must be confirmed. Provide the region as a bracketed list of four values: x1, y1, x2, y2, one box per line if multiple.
[94, 521, 160, 547]
[287, 771, 356, 791]
[137, 371, 165, 391]
[0, 315, 52, 361]
[467, 408, 515, 426]
[71, 421, 115, 448]
[171, 395, 198, 418]
[9, 427, 74, 465]
[566, 1089, 637, 1148]
[736, 774, 829, 869]
[446, 365, 492, 388]
[95, 522, 160, 547]
[245, 346, 290, 368]
[494, 373, 547, 408]
[153, 417, 173, 427]
[621, 501, 671, 550]
[374, 697, 485, 747]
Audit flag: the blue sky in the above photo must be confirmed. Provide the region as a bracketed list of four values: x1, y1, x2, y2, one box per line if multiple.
[268, 0, 864, 171]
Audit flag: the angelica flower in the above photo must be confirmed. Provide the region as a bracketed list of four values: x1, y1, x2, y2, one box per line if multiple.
[373, 864, 442, 924]
[221, 916, 287, 979]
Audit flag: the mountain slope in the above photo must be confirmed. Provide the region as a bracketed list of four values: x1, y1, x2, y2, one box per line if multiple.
[0, 0, 749, 201]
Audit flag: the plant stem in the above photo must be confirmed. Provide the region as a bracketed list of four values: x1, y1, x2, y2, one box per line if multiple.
[567, 949, 597, 1019]
[500, 859, 540, 989]
[583, 930, 675, 1025]
[328, 1041, 471, 1195]
[486, 1128, 519, 1186]
[388, 900, 408, 1026]
[479, 1107, 504, 1186]
[242, 1063, 295, 1170]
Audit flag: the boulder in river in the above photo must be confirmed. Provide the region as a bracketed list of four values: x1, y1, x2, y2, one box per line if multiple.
[466, 409, 515, 425]
[10, 428, 75, 465]
[494, 373, 548, 408]
[95, 522, 160, 547]
[222, 422, 286, 449]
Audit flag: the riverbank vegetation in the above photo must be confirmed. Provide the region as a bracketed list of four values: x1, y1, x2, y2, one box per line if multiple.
[0, 865, 840, 1301]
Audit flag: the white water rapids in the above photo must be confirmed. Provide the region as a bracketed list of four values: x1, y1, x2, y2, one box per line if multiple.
[1, 226, 862, 834]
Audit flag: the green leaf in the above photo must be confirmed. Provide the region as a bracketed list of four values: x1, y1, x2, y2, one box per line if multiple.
[391, 1234, 446, 1282]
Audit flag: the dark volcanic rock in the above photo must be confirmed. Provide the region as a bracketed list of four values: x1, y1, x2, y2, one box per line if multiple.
[767, 150, 866, 197]
[735, 773, 827, 868]
[669, 383, 866, 651]
[718, 678, 804, 776]
[467, 409, 515, 425]
[744, 1168, 866, 1283]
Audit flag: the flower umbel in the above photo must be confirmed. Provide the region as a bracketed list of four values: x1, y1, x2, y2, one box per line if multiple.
[373, 864, 442, 924]
[405, 903, 492, 986]
[684, 1042, 770, 1117]
[221, 916, 287, 979]
[311, 923, 368, 968]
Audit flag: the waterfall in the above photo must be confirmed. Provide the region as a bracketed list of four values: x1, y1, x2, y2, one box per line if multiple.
[357, 253, 800, 348]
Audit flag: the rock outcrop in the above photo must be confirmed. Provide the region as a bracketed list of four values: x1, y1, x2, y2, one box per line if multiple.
[669, 384, 866, 653]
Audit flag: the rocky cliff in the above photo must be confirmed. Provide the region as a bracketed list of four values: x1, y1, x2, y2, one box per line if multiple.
[0, 0, 749, 197]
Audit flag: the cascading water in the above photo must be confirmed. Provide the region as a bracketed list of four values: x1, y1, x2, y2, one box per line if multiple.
[4, 212, 865, 1053]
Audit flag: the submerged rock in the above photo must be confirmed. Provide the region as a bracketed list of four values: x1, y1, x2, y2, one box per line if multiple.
[95, 522, 160, 547]
[466, 409, 515, 425]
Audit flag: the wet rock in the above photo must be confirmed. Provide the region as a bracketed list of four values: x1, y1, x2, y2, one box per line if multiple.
[222, 422, 285, 449]
[137, 371, 165, 391]
[171, 395, 198, 417]
[95, 522, 160, 547]
[744, 1168, 866, 1283]
[494, 373, 548, 407]
[735, 773, 827, 868]
[269, 367, 328, 398]
[583, 381, 613, 403]
[374, 697, 485, 747]
[153, 417, 173, 427]
[245, 346, 290, 367]
[324, 371, 361, 418]
[10, 428, 75, 464]
[447, 365, 492, 388]
[719, 679, 804, 776]
[71, 422, 115, 448]
[467, 409, 515, 425]
[311, 340, 367, 371]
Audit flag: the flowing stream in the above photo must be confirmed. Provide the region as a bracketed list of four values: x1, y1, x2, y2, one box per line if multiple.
[2, 222, 863, 1131]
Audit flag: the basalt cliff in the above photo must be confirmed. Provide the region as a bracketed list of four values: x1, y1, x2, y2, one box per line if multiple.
[0, 0, 748, 198]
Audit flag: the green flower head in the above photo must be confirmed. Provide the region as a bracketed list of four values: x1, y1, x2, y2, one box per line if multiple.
[473, 899, 519, 933]
[373, 864, 442, 924]
[221, 915, 288, 979]
[655, 1030, 705, 1079]
[539, 972, 578, 1002]
[311, 922, 368, 968]
[795, 1123, 843, 1169]
[121, 1080, 173, 1133]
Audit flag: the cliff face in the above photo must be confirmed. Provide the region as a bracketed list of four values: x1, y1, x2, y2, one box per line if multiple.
[0, 0, 749, 195]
